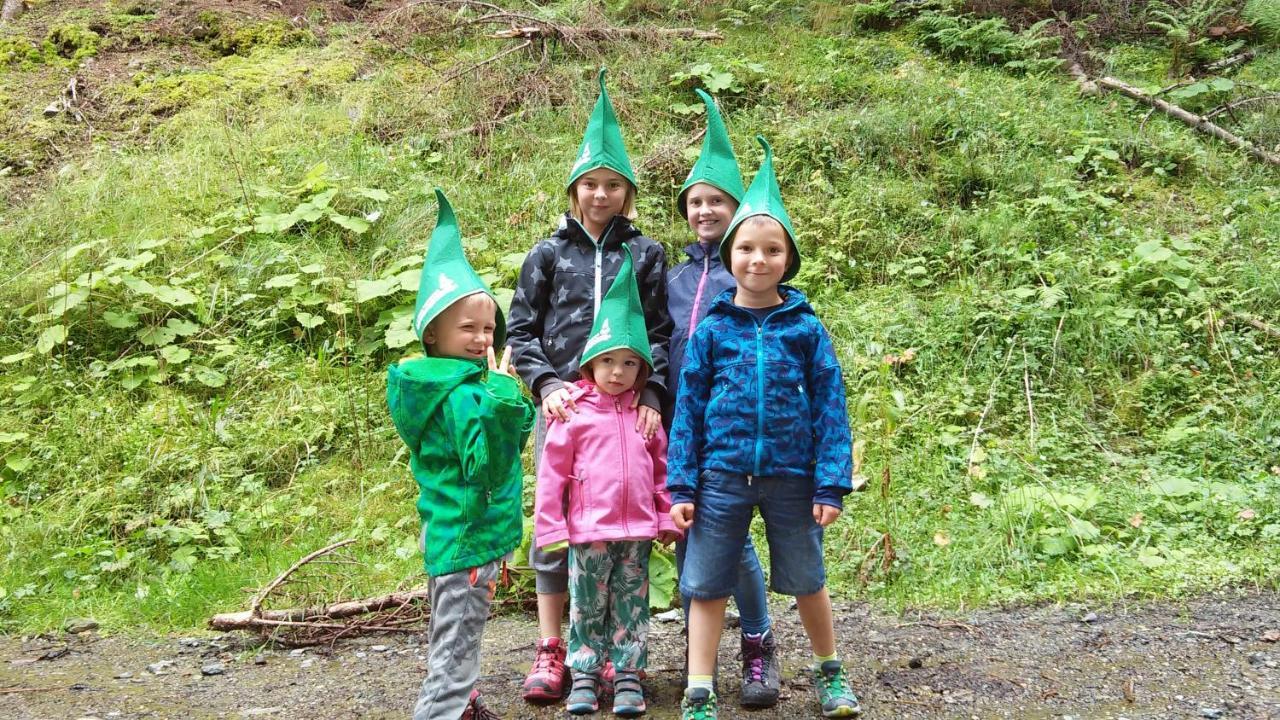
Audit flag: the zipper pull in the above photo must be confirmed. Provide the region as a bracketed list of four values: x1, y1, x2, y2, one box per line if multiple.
[747, 475, 753, 486]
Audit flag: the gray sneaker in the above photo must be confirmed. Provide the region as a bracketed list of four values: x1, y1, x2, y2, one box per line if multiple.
[739, 631, 781, 708]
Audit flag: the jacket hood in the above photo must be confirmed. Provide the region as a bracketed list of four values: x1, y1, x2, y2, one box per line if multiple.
[706, 284, 812, 319]
[556, 212, 643, 248]
[682, 240, 724, 263]
[386, 356, 484, 448]
[568, 378, 638, 409]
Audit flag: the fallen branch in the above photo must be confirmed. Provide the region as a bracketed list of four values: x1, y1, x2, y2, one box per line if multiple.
[1205, 49, 1256, 73]
[491, 26, 722, 42]
[440, 108, 533, 140]
[249, 539, 355, 618]
[1206, 94, 1280, 120]
[1226, 309, 1280, 340]
[211, 588, 432, 631]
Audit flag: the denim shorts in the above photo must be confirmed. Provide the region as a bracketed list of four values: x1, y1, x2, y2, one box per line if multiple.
[680, 469, 826, 599]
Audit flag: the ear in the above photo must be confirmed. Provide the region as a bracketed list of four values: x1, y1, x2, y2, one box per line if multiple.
[421, 325, 436, 347]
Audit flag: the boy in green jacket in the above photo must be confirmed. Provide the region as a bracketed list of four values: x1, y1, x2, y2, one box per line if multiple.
[387, 189, 536, 720]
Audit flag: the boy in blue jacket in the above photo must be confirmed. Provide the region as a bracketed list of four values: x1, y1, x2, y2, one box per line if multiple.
[668, 138, 862, 719]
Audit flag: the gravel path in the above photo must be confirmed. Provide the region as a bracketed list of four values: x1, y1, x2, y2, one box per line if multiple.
[4, 590, 1279, 719]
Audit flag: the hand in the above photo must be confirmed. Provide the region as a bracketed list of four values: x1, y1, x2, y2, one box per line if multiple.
[812, 504, 841, 527]
[634, 405, 661, 440]
[656, 530, 680, 546]
[487, 345, 517, 378]
[671, 503, 695, 530]
[541, 387, 578, 423]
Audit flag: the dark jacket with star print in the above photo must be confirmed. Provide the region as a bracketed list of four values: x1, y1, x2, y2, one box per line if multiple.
[507, 213, 673, 409]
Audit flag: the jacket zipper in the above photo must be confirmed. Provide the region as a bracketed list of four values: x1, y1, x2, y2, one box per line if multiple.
[615, 396, 629, 535]
[688, 249, 710, 331]
[753, 319, 765, 480]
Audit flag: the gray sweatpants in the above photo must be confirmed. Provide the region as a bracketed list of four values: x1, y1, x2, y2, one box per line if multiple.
[412, 560, 499, 720]
[530, 412, 570, 594]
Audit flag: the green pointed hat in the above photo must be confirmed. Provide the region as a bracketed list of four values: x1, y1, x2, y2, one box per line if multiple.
[566, 68, 637, 191]
[677, 89, 746, 217]
[412, 188, 505, 348]
[720, 136, 801, 282]
[579, 246, 652, 371]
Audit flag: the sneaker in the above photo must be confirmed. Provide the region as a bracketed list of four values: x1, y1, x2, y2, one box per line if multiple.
[680, 687, 717, 720]
[612, 671, 646, 717]
[461, 690, 501, 720]
[566, 673, 600, 715]
[739, 631, 781, 708]
[812, 660, 862, 717]
[522, 637, 568, 703]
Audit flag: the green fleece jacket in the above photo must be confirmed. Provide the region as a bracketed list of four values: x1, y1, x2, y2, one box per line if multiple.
[386, 356, 535, 577]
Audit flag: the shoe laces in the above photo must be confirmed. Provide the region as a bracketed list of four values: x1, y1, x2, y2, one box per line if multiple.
[683, 693, 717, 720]
[817, 663, 850, 697]
[532, 643, 562, 673]
[741, 637, 766, 684]
[467, 695, 501, 720]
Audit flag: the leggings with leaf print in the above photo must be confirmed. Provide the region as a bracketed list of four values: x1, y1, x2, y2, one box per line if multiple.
[567, 540, 651, 674]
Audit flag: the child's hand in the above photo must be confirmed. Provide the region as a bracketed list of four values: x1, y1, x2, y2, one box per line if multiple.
[812, 504, 841, 527]
[542, 387, 578, 423]
[487, 345, 517, 378]
[634, 405, 661, 440]
[656, 530, 680, 546]
[671, 503, 695, 530]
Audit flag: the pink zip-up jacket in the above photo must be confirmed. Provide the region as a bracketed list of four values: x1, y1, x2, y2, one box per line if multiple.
[535, 380, 680, 548]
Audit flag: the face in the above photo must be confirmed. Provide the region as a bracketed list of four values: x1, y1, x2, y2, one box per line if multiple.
[573, 168, 630, 231]
[587, 348, 643, 396]
[684, 183, 738, 244]
[422, 293, 497, 360]
[728, 219, 791, 296]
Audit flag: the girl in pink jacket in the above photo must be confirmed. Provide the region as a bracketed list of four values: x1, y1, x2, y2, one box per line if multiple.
[535, 250, 680, 717]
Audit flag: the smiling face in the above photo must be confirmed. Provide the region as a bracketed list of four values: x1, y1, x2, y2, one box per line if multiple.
[683, 183, 739, 244]
[728, 217, 791, 305]
[421, 292, 497, 360]
[571, 168, 632, 236]
[585, 348, 644, 396]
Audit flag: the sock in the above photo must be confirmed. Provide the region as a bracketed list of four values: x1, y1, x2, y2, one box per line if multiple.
[743, 631, 765, 641]
[813, 651, 839, 666]
[687, 675, 714, 694]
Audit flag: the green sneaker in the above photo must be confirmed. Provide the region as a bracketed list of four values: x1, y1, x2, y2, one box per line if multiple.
[680, 687, 718, 720]
[812, 660, 862, 717]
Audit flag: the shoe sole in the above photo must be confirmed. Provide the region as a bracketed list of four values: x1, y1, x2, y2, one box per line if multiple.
[740, 685, 780, 709]
[821, 705, 863, 717]
[522, 689, 567, 704]
[613, 704, 646, 717]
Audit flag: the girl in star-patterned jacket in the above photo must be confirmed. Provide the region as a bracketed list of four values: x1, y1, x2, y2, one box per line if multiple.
[506, 68, 673, 704]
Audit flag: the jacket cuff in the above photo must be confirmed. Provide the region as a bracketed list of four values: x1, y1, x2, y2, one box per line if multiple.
[639, 386, 661, 411]
[537, 376, 565, 400]
[813, 487, 846, 510]
[537, 528, 569, 549]
[669, 487, 696, 506]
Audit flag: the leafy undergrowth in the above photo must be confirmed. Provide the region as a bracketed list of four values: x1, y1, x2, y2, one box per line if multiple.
[1, 0, 1278, 632]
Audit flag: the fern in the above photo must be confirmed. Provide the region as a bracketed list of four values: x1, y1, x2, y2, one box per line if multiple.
[1244, 0, 1280, 44]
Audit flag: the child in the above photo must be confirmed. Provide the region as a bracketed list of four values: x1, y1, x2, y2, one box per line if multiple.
[386, 190, 536, 720]
[668, 138, 863, 719]
[535, 249, 681, 716]
[666, 90, 779, 708]
[507, 68, 674, 703]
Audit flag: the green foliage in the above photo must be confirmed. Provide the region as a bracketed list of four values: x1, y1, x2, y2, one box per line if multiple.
[1146, 0, 1233, 74]
[1244, 0, 1280, 44]
[45, 23, 102, 61]
[667, 59, 768, 113]
[210, 19, 314, 57]
[913, 14, 1062, 74]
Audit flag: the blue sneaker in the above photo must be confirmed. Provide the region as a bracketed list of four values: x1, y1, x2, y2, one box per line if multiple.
[566, 672, 600, 715]
[611, 671, 646, 717]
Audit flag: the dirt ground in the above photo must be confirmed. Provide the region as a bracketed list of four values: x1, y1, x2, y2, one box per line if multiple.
[3, 590, 1280, 719]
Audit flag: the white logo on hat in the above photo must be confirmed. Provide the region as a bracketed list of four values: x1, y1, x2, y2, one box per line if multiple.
[571, 145, 593, 173]
[414, 273, 458, 330]
[585, 318, 612, 349]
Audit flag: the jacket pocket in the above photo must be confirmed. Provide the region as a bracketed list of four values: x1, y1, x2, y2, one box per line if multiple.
[569, 473, 587, 522]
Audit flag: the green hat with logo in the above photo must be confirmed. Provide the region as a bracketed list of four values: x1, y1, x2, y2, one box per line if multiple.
[411, 188, 505, 348]
[579, 246, 652, 371]
[720, 136, 801, 282]
[567, 68, 637, 191]
[677, 89, 746, 217]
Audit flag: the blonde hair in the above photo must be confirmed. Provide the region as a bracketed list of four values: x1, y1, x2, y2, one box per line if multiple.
[569, 180, 638, 222]
[579, 353, 650, 392]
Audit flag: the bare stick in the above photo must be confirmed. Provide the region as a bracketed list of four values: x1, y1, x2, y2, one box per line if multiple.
[1023, 345, 1037, 451]
[491, 26, 722, 41]
[1228, 310, 1280, 340]
[249, 539, 356, 618]
[1206, 50, 1255, 73]
[1095, 74, 1280, 166]
[1206, 94, 1280, 120]
[968, 339, 1017, 479]
[427, 40, 532, 95]
[212, 587, 431, 630]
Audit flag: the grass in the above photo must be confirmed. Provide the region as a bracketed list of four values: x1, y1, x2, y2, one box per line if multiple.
[1, 0, 1278, 632]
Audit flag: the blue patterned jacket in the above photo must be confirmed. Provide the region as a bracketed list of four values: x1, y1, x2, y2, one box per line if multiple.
[667, 286, 853, 509]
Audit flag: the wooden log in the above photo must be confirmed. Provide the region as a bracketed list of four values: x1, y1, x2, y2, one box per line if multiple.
[209, 588, 431, 631]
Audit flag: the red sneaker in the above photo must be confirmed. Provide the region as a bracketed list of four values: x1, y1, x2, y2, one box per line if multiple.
[461, 690, 500, 720]
[521, 637, 568, 703]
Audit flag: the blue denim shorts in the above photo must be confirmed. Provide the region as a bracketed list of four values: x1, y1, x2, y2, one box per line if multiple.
[680, 469, 826, 599]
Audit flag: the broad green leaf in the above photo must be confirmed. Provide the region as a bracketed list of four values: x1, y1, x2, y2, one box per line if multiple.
[37, 325, 67, 354]
[0, 351, 33, 364]
[1208, 78, 1234, 92]
[166, 318, 200, 336]
[5, 455, 32, 473]
[329, 212, 370, 234]
[648, 546, 677, 610]
[384, 317, 417, 348]
[48, 286, 88, 317]
[136, 325, 178, 347]
[122, 275, 158, 297]
[326, 301, 351, 316]
[154, 285, 198, 306]
[159, 346, 192, 365]
[969, 492, 994, 509]
[1137, 547, 1166, 567]
[354, 277, 399, 303]
[1039, 532, 1072, 556]
[395, 269, 419, 292]
[1134, 239, 1172, 263]
[103, 310, 140, 329]
[299, 263, 326, 274]
[264, 273, 300, 289]
[0, 432, 29, 443]
[353, 187, 391, 202]
[295, 312, 325, 329]
[191, 365, 227, 388]
[704, 71, 736, 92]
[1066, 516, 1100, 540]
[1151, 476, 1198, 497]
